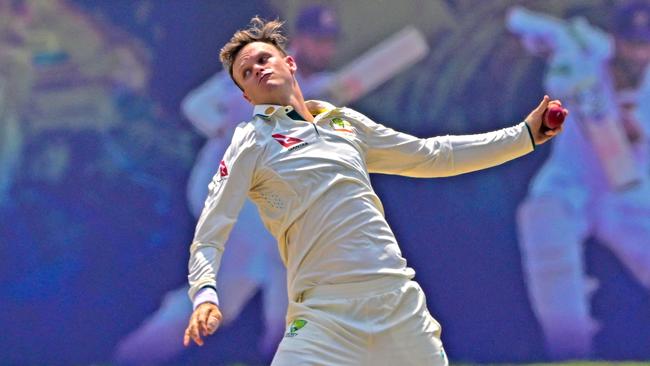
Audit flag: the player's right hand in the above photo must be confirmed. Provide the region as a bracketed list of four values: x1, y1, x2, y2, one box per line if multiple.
[524, 95, 566, 145]
[183, 302, 222, 347]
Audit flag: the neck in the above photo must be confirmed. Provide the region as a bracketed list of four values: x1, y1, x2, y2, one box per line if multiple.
[268, 79, 314, 122]
[287, 96, 314, 122]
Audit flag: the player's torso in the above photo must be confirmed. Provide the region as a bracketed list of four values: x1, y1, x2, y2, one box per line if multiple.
[249, 109, 373, 233]
[247, 109, 410, 295]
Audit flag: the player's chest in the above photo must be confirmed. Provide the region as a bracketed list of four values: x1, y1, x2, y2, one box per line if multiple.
[261, 118, 367, 179]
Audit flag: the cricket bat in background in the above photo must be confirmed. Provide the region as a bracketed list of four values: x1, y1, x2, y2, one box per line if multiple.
[572, 74, 642, 190]
[326, 26, 430, 105]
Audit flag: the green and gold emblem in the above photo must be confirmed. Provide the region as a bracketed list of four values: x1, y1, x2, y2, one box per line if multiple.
[330, 118, 353, 133]
[285, 319, 308, 337]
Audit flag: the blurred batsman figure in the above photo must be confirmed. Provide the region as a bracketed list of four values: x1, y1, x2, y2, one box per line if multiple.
[508, 2, 650, 360]
[114, 5, 340, 364]
[183, 14, 563, 366]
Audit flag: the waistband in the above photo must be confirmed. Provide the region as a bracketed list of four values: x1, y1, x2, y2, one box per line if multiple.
[296, 276, 409, 302]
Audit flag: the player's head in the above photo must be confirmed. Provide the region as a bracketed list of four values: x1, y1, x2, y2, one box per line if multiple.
[614, 1, 650, 68]
[221, 17, 299, 105]
[291, 4, 340, 75]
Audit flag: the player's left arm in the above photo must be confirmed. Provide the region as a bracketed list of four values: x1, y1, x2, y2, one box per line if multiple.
[356, 95, 565, 177]
[184, 124, 260, 346]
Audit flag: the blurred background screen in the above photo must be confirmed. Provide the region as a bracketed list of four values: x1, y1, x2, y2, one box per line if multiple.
[1, 0, 649, 364]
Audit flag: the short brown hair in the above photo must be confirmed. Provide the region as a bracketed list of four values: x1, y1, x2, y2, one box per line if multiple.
[220, 16, 289, 84]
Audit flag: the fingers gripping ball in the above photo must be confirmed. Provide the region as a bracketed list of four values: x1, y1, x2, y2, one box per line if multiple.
[543, 105, 566, 129]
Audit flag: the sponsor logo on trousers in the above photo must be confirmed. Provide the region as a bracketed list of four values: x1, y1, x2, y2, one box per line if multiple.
[285, 319, 307, 337]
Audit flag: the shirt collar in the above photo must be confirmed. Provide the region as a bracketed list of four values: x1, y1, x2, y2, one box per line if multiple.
[253, 104, 289, 119]
[252, 100, 337, 121]
[306, 100, 336, 117]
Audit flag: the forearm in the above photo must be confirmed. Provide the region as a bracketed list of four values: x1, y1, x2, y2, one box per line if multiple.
[365, 111, 536, 177]
[442, 121, 535, 176]
[187, 243, 223, 301]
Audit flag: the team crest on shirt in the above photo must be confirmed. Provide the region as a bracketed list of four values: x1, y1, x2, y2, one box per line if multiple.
[330, 117, 354, 134]
[285, 319, 308, 337]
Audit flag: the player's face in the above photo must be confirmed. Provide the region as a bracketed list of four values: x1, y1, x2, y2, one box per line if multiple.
[232, 41, 297, 105]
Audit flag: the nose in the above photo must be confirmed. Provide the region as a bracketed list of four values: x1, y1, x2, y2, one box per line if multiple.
[253, 64, 264, 77]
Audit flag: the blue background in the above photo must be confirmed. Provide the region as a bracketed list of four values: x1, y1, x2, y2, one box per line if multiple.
[1, 0, 648, 364]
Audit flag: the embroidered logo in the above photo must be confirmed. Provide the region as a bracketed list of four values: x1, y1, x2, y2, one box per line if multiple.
[272, 133, 304, 148]
[285, 319, 308, 337]
[210, 160, 229, 189]
[272, 133, 309, 151]
[330, 117, 354, 133]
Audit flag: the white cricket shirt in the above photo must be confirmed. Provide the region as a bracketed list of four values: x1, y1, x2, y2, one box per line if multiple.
[188, 100, 535, 307]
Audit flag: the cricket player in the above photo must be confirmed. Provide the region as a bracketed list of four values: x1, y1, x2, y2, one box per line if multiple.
[509, 2, 650, 359]
[184, 16, 563, 365]
[114, 5, 339, 363]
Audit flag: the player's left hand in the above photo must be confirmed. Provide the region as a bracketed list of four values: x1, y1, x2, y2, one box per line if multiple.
[183, 302, 222, 347]
[524, 95, 567, 145]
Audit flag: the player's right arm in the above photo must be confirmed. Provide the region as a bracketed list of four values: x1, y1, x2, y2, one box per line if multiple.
[349, 96, 563, 178]
[183, 123, 260, 347]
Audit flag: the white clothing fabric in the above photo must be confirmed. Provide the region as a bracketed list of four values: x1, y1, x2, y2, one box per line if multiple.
[188, 100, 535, 304]
[113, 70, 338, 363]
[271, 277, 448, 366]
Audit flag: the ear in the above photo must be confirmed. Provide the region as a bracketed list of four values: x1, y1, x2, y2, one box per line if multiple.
[285, 55, 297, 75]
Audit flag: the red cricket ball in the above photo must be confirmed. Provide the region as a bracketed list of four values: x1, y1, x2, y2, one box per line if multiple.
[544, 105, 565, 129]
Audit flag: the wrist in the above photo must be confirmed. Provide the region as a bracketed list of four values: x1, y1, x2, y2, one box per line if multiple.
[193, 286, 219, 311]
[523, 121, 536, 150]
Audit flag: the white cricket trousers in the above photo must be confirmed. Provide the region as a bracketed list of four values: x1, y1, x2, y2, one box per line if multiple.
[271, 276, 448, 366]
